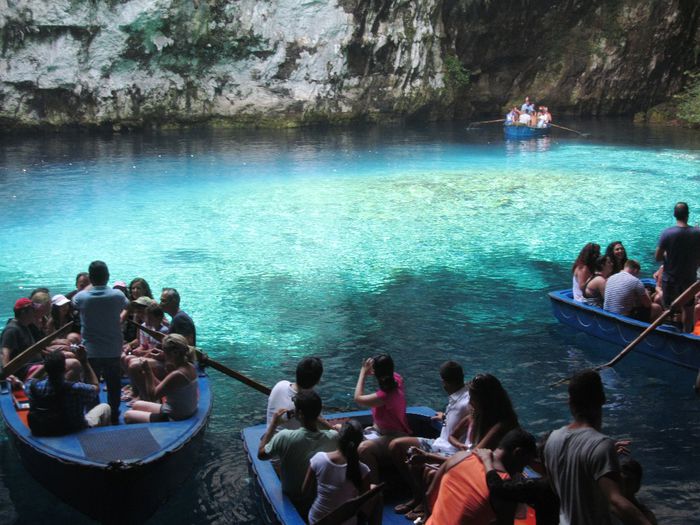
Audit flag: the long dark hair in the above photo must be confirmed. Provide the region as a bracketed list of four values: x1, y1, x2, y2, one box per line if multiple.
[339, 419, 364, 489]
[468, 374, 518, 445]
[572, 243, 600, 274]
[604, 241, 627, 274]
[129, 277, 153, 300]
[372, 354, 398, 392]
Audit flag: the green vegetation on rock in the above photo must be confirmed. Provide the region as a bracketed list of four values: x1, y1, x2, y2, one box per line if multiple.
[676, 72, 700, 126]
[443, 54, 470, 90]
[119, 1, 269, 76]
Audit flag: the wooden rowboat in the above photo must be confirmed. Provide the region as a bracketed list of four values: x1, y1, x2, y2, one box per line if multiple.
[0, 371, 212, 524]
[504, 124, 551, 139]
[549, 281, 700, 371]
[242, 406, 537, 524]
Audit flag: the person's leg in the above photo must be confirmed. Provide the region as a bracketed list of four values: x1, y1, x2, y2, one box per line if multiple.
[100, 357, 122, 424]
[64, 358, 82, 382]
[388, 436, 422, 511]
[85, 403, 111, 427]
[359, 440, 383, 484]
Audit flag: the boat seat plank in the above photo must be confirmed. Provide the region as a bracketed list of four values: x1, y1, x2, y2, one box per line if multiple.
[79, 427, 160, 463]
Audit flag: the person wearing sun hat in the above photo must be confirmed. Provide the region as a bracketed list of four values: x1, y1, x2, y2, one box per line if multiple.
[1, 298, 39, 380]
[47, 294, 75, 333]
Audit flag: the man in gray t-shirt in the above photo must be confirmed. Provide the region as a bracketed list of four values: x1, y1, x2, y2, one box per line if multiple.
[73, 261, 128, 424]
[544, 370, 652, 525]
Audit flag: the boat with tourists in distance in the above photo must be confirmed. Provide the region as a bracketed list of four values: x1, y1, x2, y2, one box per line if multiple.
[0, 369, 212, 524]
[504, 124, 551, 139]
[548, 280, 700, 371]
[242, 406, 537, 525]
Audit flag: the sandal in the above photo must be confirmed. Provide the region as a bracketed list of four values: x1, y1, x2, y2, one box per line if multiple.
[394, 502, 416, 514]
[405, 508, 425, 521]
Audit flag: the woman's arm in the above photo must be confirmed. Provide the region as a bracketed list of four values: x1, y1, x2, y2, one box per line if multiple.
[354, 359, 385, 408]
[301, 466, 317, 503]
[448, 414, 472, 451]
[473, 421, 508, 450]
[576, 266, 591, 289]
[153, 365, 191, 399]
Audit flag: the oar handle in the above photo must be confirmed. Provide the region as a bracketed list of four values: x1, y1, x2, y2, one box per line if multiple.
[469, 119, 505, 126]
[127, 319, 271, 395]
[2, 322, 73, 379]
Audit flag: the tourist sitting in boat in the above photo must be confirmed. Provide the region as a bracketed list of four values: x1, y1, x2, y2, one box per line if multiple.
[603, 260, 662, 323]
[448, 373, 520, 452]
[46, 294, 73, 334]
[26, 348, 111, 436]
[605, 241, 628, 275]
[266, 356, 324, 432]
[123, 302, 170, 402]
[388, 361, 471, 517]
[122, 277, 155, 342]
[473, 434, 560, 525]
[159, 287, 196, 346]
[0, 297, 39, 384]
[518, 110, 532, 125]
[124, 333, 198, 423]
[572, 242, 601, 302]
[536, 107, 549, 128]
[354, 354, 411, 484]
[258, 390, 339, 507]
[302, 419, 382, 525]
[424, 428, 537, 525]
[505, 106, 520, 125]
[581, 255, 614, 308]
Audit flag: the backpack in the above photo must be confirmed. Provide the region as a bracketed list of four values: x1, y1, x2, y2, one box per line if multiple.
[27, 381, 72, 437]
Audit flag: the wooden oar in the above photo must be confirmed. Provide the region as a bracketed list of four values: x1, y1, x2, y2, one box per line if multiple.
[550, 280, 700, 387]
[468, 118, 505, 127]
[1, 322, 73, 379]
[551, 123, 589, 137]
[128, 319, 272, 395]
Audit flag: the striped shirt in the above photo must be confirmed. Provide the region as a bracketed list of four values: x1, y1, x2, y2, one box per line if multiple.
[603, 271, 646, 315]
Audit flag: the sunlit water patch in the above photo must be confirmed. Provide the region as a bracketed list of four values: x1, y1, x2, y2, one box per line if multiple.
[1, 121, 699, 523]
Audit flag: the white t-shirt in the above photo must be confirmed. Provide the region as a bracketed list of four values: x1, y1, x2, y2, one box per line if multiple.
[308, 452, 371, 525]
[432, 384, 471, 454]
[266, 380, 300, 431]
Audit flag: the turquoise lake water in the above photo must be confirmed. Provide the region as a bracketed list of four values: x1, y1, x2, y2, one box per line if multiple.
[1, 121, 699, 523]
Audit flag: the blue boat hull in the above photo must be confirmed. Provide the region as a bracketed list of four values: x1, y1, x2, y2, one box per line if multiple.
[549, 285, 700, 371]
[1, 372, 212, 524]
[504, 124, 551, 139]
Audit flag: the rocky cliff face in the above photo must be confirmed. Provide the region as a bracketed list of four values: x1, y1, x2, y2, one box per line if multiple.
[0, 0, 698, 130]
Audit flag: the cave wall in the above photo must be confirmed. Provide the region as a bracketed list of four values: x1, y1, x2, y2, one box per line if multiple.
[0, 0, 698, 129]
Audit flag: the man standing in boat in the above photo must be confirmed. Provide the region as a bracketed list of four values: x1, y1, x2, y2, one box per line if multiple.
[73, 261, 129, 425]
[544, 370, 652, 525]
[654, 202, 700, 332]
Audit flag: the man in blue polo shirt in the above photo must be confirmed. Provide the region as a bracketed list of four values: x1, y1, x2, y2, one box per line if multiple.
[73, 261, 128, 424]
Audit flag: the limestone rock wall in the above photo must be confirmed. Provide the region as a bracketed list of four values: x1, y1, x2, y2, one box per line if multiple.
[0, 0, 697, 129]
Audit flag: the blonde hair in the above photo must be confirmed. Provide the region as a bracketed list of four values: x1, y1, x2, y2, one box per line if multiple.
[162, 333, 196, 364]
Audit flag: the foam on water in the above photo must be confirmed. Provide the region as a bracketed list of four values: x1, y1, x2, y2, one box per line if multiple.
[1, 122, 699, 523]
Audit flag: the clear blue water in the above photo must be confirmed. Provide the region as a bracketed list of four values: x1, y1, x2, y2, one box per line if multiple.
[1, 121, 700, 524]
